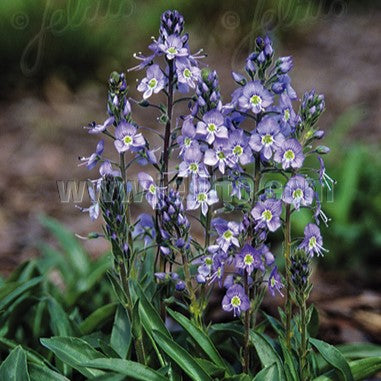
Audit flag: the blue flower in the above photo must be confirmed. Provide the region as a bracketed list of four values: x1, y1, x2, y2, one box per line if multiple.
[137, 64, 167, 99]
[268, 267, 284, 297]
[196, 110, 228, 145]
[226, 129, 252, 167]
[235, 244, 260, 274]
[238, 81, 273, 114]
[158, 35, 189, 60]
[282, 175, 314, 210]
[275, 93, 300, 136]
[86, 117, 114, 135]
[133, 213, 156, 246]
[99, 161, 121, 177]
[271, 74, 297, 100]
[177, 117, 199, 156]
[79, 140, 104, 170]
[186, 179, 218, 216]
[204, 139, 230, 174]
[299, 223, 328, 257]
[114, 122, 146, 153]
[176, 58, 201, 91]
[274, 139, 304, 170]
[178, 146, 209, 179]
[138, 172, 161, 209]
[249, 117, 284, 160]
[222, 284, 250, 317]
[212, 218, 240, 253]
[251, 199, 282, 232]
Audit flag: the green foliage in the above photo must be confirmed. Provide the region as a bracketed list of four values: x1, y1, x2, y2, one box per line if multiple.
[1, 217, 381, 380]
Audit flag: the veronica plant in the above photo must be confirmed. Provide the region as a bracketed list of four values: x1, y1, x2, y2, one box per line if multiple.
[70, 9, 381, 380]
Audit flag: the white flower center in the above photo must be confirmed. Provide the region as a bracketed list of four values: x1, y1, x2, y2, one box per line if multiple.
[262, 209, 272, 221]
[292, 188, 303, 199]
[207, 123, 216, 132]
[244, 254, 254, 265]
[231, 295, 241, 307]
[309, 236, 317, 249]
[167, 47, 178, 55]
[148, 78, 157, 89]
[123, 136, 133, 145]
[284, 149, 295, 161]
[189, 163, 198, 172]
[183, 68, 192, 78]
[250, 94, 262, 105]
[261, 134, 273, 145]
[197, 193, 207, 202]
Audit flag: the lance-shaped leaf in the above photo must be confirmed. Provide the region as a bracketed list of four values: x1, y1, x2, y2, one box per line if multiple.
[84, 358, 168, 381]
[310, 338, 354, 381]
[40, 337, 105, 378]
[0, 346, 30, 381]
[167, 308, 230, 373]
[152, 330, 211, 381]
[314, 357, 381, 381]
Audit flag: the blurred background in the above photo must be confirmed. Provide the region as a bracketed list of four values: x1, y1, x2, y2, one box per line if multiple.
[0, 0, 380, 343]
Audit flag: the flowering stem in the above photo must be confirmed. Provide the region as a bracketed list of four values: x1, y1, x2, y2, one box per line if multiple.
[182, 251, 201, 327]
[163, 59, 174, 187]
[284, 203, 292, 349]
[243, 272, 250, 373]
[300, 296, 310, 380]
[119, 152, 146, 364]
[157, 59, 175, 321]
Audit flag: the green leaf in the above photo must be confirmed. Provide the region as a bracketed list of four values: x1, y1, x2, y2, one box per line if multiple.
[0, 346, 30, 381]
[167, 308, 229, 373]
[133, 281, 171, 338]
[47, 296, 73, 336]
[314, 357, 381, 381]
[40, 337, 105, 378]
[337, 343, 381, 360]
[110, 305, 132, 359]
[222, 374, 251, 381]
[83, 358, 168, 381]
[28, 363, 69, 381]
[250, 331, 286, 380]
[310, 338, 354, 381]
[0, 337, 50, 368]
[66, 254, 111, 306]
[307, 305, 320, 337]
[80, 303, 117, 335]
[152, 330, 211, 381]
[280, 340, 299, 381]
[262, 312, 284, 336]
[39, 215, 89, 275]
[0, 276, 42, 311]
[194, 358, 225, 378]
[91, 374, 126, 381]
[252, 363, 278, 381]
[107, 271, 128, 305]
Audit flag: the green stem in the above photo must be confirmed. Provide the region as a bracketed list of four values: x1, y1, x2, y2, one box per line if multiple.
[157, 59, 175, 321]
[182, 251, 200, 326]
[119, 152, 146, 364]
[284, 203, 292, 349]
[300, 296, 310, 380]
[243, 272, 250, 373]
